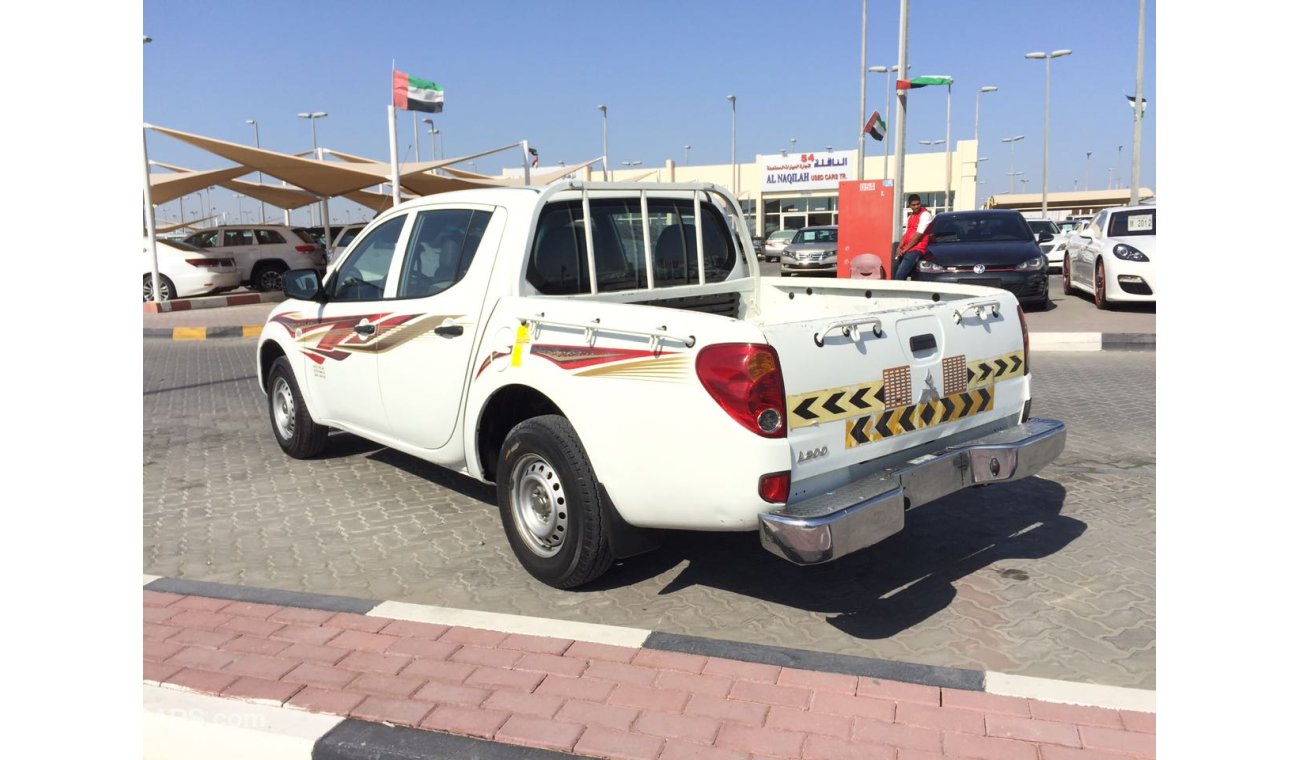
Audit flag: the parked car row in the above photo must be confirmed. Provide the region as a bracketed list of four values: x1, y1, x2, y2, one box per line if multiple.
[180, 224, 328, 293]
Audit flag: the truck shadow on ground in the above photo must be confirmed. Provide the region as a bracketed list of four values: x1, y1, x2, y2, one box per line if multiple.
[599, 477, 1082, 640]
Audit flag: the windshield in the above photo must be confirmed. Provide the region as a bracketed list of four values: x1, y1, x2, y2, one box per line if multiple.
[792, 228, 836, 244]
[1108, 209, 1156, 237]
[1027, 220, 1060, 235]
[158, 239, 206, 253]
[929, 214, 1033, 243]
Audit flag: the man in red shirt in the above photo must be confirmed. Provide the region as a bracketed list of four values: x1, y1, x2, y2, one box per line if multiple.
[892, 194, 933, 280]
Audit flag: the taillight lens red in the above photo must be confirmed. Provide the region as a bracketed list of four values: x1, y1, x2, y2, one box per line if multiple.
[295, 245, 318, 253]
[184, 258, 225, 268]
[759, 471, 790, 503]
[695, 343, 786, 438]
[1016, 305, 1031, 376]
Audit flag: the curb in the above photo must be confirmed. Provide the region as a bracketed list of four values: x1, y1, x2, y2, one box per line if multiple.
[143, 291, 285, 314]
[143, 575, 1155, 759]
[144, 325, 264, 341]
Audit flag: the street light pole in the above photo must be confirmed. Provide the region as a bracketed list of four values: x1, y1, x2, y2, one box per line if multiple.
[890, 0, 912, 251]
[1085, 151, 1092, 190]
[727, 95, 737, 195]
[919, 139, 945, 152]
[1116, 145, 1124, 189]
[245, 119, 266, 223]
[1129, 0, 1146, 205]
[1002, 135, 1024, 193]
[974, 86, 997, 202]
[597, 105, 608, 180]
[944, 81, 952, 212]
[684, 144, 691, 166]
[1025, 49, 1071, 217]
[298, 111, 329, 238]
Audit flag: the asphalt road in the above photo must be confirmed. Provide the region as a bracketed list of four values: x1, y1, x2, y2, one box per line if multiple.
[143, 341, 1155, 690]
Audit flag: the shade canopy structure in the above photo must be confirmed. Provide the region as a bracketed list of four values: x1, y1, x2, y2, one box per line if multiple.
[148, 165, 250, 205]
[154, 214, 221, 234]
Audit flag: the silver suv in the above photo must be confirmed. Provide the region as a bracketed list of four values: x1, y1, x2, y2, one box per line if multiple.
[183, 225, 325, 291]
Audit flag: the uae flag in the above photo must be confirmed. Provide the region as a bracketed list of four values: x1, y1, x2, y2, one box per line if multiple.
[896, 75, 953, 90]
[863, 111, 886, 141]
[393, 71, 444, 113]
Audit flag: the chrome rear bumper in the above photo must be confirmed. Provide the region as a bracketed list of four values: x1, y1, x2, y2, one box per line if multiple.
[758, 418, 1066, 564]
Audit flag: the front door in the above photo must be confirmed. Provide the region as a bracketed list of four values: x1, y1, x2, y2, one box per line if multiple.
[288, 213, 411, 436]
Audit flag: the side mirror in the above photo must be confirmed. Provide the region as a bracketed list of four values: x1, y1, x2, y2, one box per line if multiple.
[1037, 231, 1054, 243]
[283, 268, 324, 301]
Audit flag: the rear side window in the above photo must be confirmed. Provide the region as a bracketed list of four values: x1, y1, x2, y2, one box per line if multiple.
[528, 198, 735, 295]
[187, 230, 219, 248]
[255, 229, 286, 244]
[292, 228, 318, 245]
[329, 215, 406, 301]
[223, 229, 254, 246]
[396, 209, 492, 299]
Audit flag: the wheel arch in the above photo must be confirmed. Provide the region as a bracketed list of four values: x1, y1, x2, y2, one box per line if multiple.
[475, 384, 563, 484]
[258, 339, 288, 392]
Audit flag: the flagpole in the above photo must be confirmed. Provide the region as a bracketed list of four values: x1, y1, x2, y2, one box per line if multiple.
[891, 0, 910, 253]
[413, 111, 420, 163]
[857, 0, 867, 182]
[390, 61, 400, 207]
[944, 82, 952, 212]
[522, 140, 532, 185]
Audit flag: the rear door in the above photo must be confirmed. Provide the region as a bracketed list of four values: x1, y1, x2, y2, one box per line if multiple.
[375, 205, 501, 450]
[222, 228, 259, 280]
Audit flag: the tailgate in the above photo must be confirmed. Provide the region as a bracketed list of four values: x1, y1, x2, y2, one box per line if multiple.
[762, 294, 1029, 493]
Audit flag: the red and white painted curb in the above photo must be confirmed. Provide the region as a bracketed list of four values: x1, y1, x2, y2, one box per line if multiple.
[143, 291, 285, 314]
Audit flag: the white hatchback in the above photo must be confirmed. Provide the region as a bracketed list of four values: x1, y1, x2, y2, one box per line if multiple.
[143, 238, 241, 301]
[1063, 205, 1157, 309]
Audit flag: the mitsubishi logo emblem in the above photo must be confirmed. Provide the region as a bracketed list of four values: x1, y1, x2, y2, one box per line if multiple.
[973, 264, 986, 274]
[919, 370, 940, 403]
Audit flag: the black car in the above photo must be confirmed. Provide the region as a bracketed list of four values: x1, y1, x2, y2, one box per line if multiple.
[912, 210, 1051, 309]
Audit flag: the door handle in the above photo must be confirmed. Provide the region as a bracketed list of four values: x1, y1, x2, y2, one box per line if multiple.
[354, 323, 376, 336]
[434, 324, 464, 337]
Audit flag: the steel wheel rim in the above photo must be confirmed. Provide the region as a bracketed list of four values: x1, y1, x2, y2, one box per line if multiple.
[271, 376, 296, 440]
[509, 453, 568, 557]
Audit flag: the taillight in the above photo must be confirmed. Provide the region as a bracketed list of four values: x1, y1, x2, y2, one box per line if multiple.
[295, 245, 318, 253]
[184, 258, 224, 268]
[1016, 305, 1031, 376]
[759, 472, 790, 503]
[695, 343, 786, 438]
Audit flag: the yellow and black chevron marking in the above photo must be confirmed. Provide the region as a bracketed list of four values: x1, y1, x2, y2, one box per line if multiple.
[845, 386, 994, 447]
[788, 380, 886, 429]
[966, 350, 1025, 388]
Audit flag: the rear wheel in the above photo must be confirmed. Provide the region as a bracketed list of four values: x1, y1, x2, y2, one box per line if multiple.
[143, 273, 176, 302]
[1094, 260, 1110, 310]
[497, 415, 613, 588]
[267, 357, 329, 458]
[253, 262, 288, 292]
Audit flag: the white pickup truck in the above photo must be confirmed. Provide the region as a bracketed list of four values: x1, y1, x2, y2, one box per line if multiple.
[257, 182, 1065, 588]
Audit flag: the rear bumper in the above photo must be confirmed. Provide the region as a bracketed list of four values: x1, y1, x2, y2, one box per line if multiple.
[758, 418, 1066, 564]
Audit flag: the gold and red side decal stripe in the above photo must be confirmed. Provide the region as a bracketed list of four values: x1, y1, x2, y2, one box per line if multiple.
[845, 386, 994, 448]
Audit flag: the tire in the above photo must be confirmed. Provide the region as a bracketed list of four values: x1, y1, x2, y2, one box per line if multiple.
[1094, 260, 1110, 310]
[267, 356, 329, 458]
[497, 415, 613, 589]
[144, 273, 176, 302]
[253, 262, 288, 292]
[1061, 257, 1075, 296]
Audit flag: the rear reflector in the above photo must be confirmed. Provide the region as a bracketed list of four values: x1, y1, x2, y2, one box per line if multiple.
[759, 472, 790, 503]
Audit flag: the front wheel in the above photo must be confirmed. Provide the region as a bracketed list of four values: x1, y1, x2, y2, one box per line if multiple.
[1061, 257, 1076, 296]
[267, 356, 329, 458]
[1094, 260, 1110, 310]
[497, 415, 613, 588]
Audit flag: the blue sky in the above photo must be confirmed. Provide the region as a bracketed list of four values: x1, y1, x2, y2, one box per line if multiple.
[143, 0, 1155, 224]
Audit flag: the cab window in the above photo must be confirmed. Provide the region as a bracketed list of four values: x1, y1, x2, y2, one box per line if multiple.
[396, 209, 492, 299]
[329, 215, 406, 301]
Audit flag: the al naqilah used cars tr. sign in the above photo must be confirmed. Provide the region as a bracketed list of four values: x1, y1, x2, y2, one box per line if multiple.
[759, 151, 854, 193]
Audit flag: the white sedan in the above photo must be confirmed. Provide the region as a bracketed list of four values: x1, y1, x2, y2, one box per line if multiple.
[143, 237, 241, 301]
[1026, 219, 1068, 272]
[1062, 205, 1156, 309]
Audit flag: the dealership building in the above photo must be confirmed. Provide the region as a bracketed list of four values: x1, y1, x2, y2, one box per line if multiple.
[527, 141, 1151, 237]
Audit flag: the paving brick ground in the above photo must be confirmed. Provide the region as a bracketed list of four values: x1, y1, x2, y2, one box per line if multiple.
[144, 590, 1155, 759]
[143, 342, 1154, 690]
